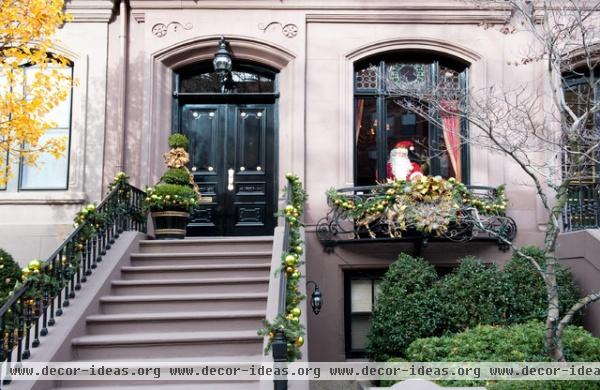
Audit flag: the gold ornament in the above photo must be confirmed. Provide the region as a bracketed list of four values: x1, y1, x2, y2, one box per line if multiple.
[28, 259, 42, 271]
[294, 336, 304, 347]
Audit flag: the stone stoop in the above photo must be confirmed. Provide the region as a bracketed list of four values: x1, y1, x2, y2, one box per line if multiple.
[50, 237, 274, 390]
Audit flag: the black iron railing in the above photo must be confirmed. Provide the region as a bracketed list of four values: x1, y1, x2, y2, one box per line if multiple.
[0, 182, 146, 384]
[563, 183, 600, 231]
[317, 184, 517, 252]
[271, 180, 293, 390]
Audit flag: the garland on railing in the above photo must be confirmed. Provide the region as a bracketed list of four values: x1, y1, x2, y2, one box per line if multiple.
[6, 172, 140, 302]
[258, 173, 308, 361]
[327, 176, 507, 238]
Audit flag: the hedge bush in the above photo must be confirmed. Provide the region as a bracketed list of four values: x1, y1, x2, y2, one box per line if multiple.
[435, 258, 509, 334]
[403, 321, 600, 389]
[367, 250, 581, 361]
[366, 253, 442, 362]
[503, 246, 580, 325]
[0, 249, 21, 305]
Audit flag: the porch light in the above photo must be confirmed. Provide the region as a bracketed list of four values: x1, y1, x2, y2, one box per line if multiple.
[306, 281, 323, 315]
[213, 36, 233, 79]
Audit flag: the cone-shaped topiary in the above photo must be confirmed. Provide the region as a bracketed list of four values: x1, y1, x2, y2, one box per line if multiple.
[145, 133, 200, 213]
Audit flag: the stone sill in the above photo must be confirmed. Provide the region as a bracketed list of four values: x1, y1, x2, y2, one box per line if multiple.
[0, 192, 87, 205]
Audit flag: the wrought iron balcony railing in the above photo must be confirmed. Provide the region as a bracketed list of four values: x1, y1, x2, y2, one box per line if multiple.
[563, 183, 600, 231]
[316, 184, 517, 252]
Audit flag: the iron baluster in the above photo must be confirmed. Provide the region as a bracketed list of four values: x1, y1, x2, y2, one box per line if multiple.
[22, 300, 32, 359]
[41, 291, 50, 333]
[32, 298, 41, 347]
[16, 300, 23, 363]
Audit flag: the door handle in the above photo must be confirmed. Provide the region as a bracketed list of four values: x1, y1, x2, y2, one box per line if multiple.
[227, 169, 235, 192]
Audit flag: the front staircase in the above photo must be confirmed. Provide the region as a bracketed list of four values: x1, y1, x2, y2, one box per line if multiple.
[50, 236, 273, 389]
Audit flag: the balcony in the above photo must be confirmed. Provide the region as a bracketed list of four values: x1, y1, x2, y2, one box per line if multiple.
[316, 178, 517, 252]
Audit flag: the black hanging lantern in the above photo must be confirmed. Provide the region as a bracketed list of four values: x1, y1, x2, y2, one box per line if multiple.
[213, 36, 233, 90]
[307, 281, 323, 315]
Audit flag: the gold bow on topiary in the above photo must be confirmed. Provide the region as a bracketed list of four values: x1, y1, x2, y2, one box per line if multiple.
[163, 147, 190, 168]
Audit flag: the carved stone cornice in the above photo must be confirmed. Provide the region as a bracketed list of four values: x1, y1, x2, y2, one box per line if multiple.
[128, 0, 509, 12]
[65, 0, 116, 23]
[132, 11, 146, 23]
[306, 11, 511, 25]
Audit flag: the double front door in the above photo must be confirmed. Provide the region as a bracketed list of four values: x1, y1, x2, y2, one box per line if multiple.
[180, 103, 276, 236]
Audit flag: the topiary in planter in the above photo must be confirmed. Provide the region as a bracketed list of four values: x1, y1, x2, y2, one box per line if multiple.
[145, 133, 200, 239]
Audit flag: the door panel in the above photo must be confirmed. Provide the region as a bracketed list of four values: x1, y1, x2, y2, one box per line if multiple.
[181, 105, 225, 235]
[181, 103, 276, 236]
[227, 105, 275, 236]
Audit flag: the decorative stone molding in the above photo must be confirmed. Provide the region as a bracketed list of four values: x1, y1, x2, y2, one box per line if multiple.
[306, 12, 511, 25]
[258, 22, 299, 38]
[65, 0, 115, 23]
[152, 22, 193, 38]
[345, 37, 482, 63]
[132, 11, 145, 23]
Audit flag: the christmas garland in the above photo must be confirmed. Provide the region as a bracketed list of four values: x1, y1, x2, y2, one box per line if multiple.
[327, 176, 508, 238]
[7, 173, 138, 302]
[258, 173, 308, 361]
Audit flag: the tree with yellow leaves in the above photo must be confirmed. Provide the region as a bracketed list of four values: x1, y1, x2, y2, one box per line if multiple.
[0, 0, 72, 187]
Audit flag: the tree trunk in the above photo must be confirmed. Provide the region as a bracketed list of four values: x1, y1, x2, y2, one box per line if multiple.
[544, 254, 565, 361]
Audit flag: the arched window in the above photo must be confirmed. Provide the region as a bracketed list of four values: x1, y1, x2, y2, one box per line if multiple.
[354, 53, 469, 186]
[1, 62, 74, 191]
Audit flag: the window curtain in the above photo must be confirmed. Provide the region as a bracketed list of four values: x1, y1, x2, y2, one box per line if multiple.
[440, 100, 461, 181]
[355, 99, 365, 143]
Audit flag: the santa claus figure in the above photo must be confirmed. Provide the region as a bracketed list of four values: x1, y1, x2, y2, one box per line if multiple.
[386, 141, 424, 181]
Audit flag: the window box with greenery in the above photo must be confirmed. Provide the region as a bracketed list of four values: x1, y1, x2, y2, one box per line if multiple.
[145, 134, 200, 239]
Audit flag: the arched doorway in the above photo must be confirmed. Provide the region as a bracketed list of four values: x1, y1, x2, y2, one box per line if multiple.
[173, 61, 279, 236]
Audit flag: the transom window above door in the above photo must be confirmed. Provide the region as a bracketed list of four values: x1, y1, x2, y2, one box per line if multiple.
[354, 53, 469, 186]
[177, 63, 276, 94]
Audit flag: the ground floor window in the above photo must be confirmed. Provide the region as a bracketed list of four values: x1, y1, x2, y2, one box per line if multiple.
[344, 270, 384, 358]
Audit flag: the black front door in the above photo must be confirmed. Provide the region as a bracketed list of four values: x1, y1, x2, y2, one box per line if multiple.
[179, 103, 277, 236]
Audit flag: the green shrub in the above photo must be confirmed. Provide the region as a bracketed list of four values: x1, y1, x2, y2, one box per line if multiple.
[161, 167, 191, 186]
[0, 249, 21, 305]
[504, 246, 580, 325]
[145, 184, 199, 212]
[168, 133, 189, 149]
[366, 253, 442, 361]
[402, 321, 600, 389]
[436, 258, 509, 334]
[366, 249, 582, 362]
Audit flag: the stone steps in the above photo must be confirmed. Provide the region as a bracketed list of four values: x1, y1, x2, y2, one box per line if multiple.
[111, 277, 270, 295]
[99, 293, 268, 314]
[129, 251, 272, 266]
[138, 237, 273, 254]
[86, 310, 266, 334]
[71, 331, 264, 360]
[120, 263, 271, 280]
[48, 236, 274, 389]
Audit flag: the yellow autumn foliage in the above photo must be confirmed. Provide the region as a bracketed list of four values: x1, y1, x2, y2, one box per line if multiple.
[0, 0, 72, 186]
